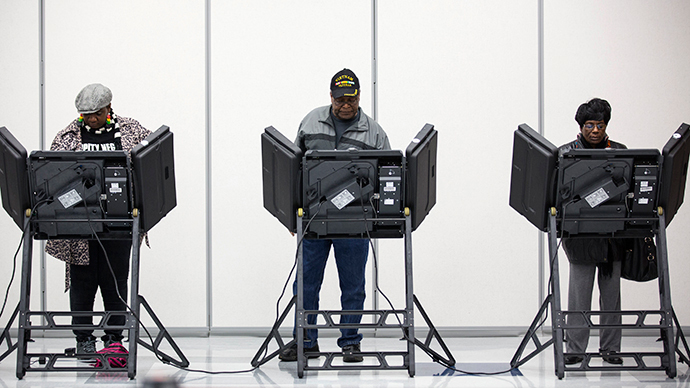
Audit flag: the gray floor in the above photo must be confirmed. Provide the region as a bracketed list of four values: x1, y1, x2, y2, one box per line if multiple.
[0, 334, 689, 387]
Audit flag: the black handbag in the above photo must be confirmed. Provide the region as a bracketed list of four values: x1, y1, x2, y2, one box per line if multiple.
[621, 237, 658, 282]
[562, 238, 609, 264]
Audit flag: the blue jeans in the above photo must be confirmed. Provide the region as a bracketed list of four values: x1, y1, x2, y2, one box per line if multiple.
[294, 238, 369, 348]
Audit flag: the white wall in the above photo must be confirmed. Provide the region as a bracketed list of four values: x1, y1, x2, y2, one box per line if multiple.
[377, 0, 540, 327]
[1, 0, 208, 329]
[0, 0, 689, 334]
[0, 0, 41, 319]
[210, 0, 374, 327]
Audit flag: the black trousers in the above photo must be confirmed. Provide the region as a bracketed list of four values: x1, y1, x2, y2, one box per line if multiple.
[69, 239, 131, 341]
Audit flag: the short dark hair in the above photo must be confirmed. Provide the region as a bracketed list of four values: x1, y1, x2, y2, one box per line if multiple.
[575, 98, 611, 128]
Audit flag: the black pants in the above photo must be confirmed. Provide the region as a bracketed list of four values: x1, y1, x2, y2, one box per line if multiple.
[69, 240, 131, 341]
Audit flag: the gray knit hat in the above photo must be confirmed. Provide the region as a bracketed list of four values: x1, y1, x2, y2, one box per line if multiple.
[75, 83, 112, 114]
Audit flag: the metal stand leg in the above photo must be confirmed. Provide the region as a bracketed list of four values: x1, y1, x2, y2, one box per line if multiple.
[128, 214, 141, 379]
[135, 295, 189, 369]
[5, 212, 188, 379]
[672, 308, 690, 365]
[0, 303, 19, 363]
[402, 215, 455, 375]
[403, 217, 416, 377]
[656, 212, 677, 378]
[296, 212, 305, 378]
[16, 215, 33, 379]
[412, 295, 456, 369]
[250, 296, 296, 367]
[248, 212, 304, 372]
[128, 212, 189, 378]
[511, 209, 689, 379]
[511, 211, 564, 378]
[547, 213, 565, 379]
[510, 295, 554, 369]
[252, 210, 455, 378]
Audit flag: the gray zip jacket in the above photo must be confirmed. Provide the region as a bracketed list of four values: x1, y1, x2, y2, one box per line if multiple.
[295, 105, 390, 151]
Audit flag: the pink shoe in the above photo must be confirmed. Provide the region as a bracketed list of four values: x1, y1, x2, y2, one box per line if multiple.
[94, 342, 128, 368]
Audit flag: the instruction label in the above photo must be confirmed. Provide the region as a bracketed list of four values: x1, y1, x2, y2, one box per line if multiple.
[58, 189, 83, 209]
[331, 189, 355, 210]
[585, 187, 609, 208]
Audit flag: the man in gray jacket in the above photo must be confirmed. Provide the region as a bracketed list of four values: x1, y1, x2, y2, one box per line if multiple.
[280, 69, 390, 363]
[295, 69, 389, 152]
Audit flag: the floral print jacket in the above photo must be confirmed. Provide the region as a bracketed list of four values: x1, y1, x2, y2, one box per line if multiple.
[44, 116, 150, 290]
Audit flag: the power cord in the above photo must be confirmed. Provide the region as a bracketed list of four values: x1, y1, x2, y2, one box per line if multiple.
[274, 200, 326, 323]
[162, 201, 327, 375]
[357, 179, 560, 376]
[0, 199, 51, 321]
[78, 181, 181, 369]
[0, 219, 29, 321]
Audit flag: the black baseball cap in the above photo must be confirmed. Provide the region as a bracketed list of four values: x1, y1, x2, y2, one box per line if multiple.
[330, 69, 359, 99]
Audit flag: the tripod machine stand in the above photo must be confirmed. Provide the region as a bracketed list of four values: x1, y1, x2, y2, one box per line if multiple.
[510, 206, 690, 379]
[251, 208, 455, 378]
[0, 208, 189, 379]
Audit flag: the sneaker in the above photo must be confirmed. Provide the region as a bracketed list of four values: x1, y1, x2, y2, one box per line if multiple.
[76, 337, 97, 360]
[278, 342, 320, 362]
[342, 344, 363, 363]
[102, 334, 124, 348]
[94, 342, 129, 368]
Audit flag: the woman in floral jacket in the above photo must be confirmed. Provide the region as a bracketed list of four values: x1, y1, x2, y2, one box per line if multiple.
[45, 83, 150, 357]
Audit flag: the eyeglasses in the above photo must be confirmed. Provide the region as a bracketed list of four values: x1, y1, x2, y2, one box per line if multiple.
[333, 97, 359, 107]
[583, 122, 606, 130]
